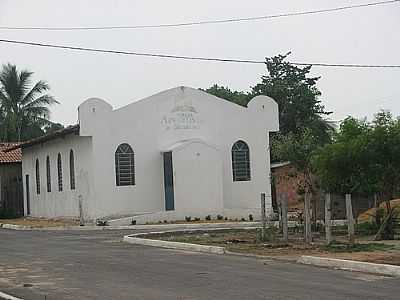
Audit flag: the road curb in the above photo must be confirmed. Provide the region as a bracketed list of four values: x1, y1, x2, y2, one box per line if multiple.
[297, 255, 400, 277]
[0, 291, 23, 300]
[0, 222, 260, 231]
[123, 232, 225, 254]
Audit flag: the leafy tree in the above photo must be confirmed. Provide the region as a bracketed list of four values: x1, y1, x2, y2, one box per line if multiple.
[251, 52, 333, 143]
[201, 84, 250, 107]
[313, 111, 400, 239]
[0, 63, 59, 141]
[204, 53, 334, 148]
[273, 129, 322, 227]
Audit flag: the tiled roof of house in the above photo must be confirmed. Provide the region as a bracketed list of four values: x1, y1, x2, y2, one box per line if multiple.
[0, 143, 22, 164]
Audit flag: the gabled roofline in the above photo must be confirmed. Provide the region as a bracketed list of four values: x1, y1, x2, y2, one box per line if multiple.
[4, 125, 80, 152]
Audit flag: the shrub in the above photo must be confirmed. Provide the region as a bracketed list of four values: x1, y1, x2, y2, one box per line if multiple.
[131, 219, 137, 225]
[163, 220, 168, 224]
[205, 215, 211, 221]
[185, 216, 192, 222]
[241, 217, 246, 222]
[194, 217, 201, 221]
[248, 214, 254, 221]
[224, 217, 228, 221]
[96, 219, 108, 226]
[217, 214, 224, 220]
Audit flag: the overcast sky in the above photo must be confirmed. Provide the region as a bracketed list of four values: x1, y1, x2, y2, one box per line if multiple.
[0, 0, 399, 126]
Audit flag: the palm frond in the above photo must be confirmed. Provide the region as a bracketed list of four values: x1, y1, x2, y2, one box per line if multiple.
[21, 80, 52, 105]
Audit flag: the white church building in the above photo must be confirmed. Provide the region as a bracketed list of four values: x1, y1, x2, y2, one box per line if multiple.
[9, 86, 279, 224]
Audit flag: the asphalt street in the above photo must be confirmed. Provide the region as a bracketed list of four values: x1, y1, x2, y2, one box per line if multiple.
[0, 228, 399, 300]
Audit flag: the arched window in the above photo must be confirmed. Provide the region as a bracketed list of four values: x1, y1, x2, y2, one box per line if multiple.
[35, 159, 40, 194]
[232, 140, 251, 182]
[46, 156, 51, 192]
[115, 143, 135, 186]
[57, 153, 63, 192]
[70, 150, 75, 190]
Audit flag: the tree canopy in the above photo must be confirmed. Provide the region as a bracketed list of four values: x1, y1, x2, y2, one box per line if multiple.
[0, 63, 60, 142]
[203, 53, 334, 146]
[313, 111, 400, 199]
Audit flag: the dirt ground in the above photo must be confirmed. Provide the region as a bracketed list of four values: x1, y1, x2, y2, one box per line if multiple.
[150, 229, 400, 265]
[0, 217, 79, 228]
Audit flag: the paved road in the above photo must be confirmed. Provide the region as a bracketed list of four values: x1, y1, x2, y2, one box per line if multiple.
[0, 229, 400, 300]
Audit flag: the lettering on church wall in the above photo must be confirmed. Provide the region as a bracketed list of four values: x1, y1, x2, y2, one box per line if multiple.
[161, 98, 202, 130]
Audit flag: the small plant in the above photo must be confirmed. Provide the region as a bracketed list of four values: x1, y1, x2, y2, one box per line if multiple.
[224, 217, 228, 221]
[158, 220, 162, 224]
[131, 219, 137, 225]
[248, 214, 254, 221]
[96, 219, 108, 226]
[185, 216, 192, 222]
[194, 217, 201, 221]
[241, 217, 246, 222]
[256, 226, 278, 242]
[163, 220, 168, 224]
[205, 215, 212, 221]
[217, 214, 224, 220]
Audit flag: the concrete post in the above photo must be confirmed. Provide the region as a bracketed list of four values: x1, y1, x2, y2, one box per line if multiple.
[79, 195, 85, 226]
[325, 193, 332, 244]
[345, 193, 355, 244]
[304, 192, 312, 244]
[282, 193, 288, 242]
[261, 193, 266, 241]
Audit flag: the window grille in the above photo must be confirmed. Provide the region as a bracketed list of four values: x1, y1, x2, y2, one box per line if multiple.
[46, 156, 51, 192]
[115, 143, 135, 186]
[232, 140, 251, 181]
[57, 153, 63, 191]
[35, 159, 40, 194]
[70, 150, 75, 190]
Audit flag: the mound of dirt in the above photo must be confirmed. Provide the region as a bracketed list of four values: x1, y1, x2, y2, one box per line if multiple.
[357, 199, 400, 223]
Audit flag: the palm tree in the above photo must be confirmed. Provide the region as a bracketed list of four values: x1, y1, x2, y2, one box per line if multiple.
[0, 63, 58, 141]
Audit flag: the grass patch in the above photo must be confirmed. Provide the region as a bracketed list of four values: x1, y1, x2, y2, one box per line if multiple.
[322, 241, 393, 253]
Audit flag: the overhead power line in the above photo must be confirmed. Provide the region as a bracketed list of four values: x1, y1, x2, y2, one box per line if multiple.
[0, 0, 398, 31]
[1, 38, 399, 69]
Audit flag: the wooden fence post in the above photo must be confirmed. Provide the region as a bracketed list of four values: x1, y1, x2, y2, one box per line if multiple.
[345, 193, 355, 244]
[282, 193, 288, 242]
[304, 191, 312, 244]
[261, 193, 266, 241]
[325, 193, 332, 244]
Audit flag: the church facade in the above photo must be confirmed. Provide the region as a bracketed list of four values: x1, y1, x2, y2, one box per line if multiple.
[13, 87, 279, 224]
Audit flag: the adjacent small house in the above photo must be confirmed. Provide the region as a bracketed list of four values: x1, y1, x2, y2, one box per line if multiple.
[8, 87, 279, 223]
[0, 143, 23, 218]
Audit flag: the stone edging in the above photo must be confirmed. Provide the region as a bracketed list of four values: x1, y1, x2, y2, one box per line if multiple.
[297, 255, 400, 277]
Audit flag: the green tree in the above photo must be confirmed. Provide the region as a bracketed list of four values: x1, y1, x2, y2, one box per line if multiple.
[201, 84, 250, 107]
[0, 63, 59, 141]
[313, 112, 400, 239]
[251, 52, 333, 143]
[204, 53, 334, 147]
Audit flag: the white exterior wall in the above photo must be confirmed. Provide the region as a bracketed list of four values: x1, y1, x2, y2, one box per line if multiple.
[172, 141, 223, 215]
[22, 86, 278, 221]
[21, 134, 93, 219]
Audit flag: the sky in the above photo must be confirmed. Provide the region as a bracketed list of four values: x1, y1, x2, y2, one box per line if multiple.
[0, 0, 399, 126]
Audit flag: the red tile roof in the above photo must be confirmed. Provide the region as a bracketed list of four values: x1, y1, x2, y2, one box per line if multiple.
[0, 143, 22, 164]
